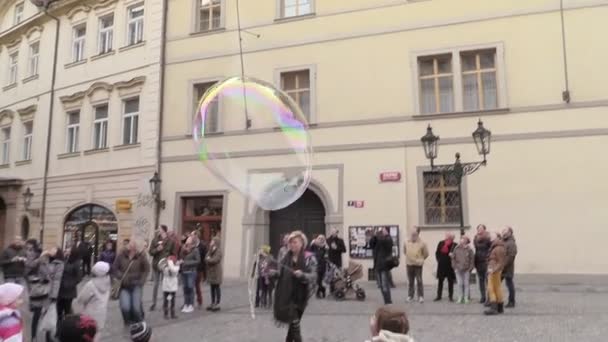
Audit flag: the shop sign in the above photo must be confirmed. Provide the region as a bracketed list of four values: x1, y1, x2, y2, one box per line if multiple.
[115, 199, 132, 212]
[347, 200, 365, 208]
[380, 172, 401, 182]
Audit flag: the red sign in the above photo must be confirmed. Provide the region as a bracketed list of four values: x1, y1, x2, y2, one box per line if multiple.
[380, 172, 401, 182]
[347, 201, 365, 208]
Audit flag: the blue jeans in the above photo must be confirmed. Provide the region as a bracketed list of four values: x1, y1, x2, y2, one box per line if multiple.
[375, 270, 392, 304]
[182, 271, 196, 306]
[119, 286, 144, 325]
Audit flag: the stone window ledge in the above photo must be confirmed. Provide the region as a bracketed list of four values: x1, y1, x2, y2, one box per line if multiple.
[3, 83, 17, 91]
[23, 75, 39, 84]
[190, 27, 226, 37]
[58, 151, 81, 159]
[415, 225, 471, 231]
[0, 163, 9, 169]
[65, 59, 87, 69]
[113, 143, 140, 151]
[84, 147, 110, 155]
[15, 159, 32, 166]
[274, 13, 315, 24]
[91, 50, 116, 61]
[119, 41, 146, 52]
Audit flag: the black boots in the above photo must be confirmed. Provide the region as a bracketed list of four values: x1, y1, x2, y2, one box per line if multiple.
[505, 301, 515, 308]
[497, 303, 504, 314]
[484, 303, 504, 315]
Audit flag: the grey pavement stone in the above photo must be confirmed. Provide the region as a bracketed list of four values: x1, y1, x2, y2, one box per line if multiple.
[95, 278, 608, 342]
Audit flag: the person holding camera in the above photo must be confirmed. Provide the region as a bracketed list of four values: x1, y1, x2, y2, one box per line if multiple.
[368, 227, 395, 305]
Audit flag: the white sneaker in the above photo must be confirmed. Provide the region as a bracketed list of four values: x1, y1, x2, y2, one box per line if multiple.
[184, 305, 194, 313]
[406, 297, 413, 302]
[181, 306, 188, 313]
[418, 297, 424, 303]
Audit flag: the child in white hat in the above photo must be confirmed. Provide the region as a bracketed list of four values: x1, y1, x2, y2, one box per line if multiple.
[75, 261, 111, 342]
[0, 283, 25, 342]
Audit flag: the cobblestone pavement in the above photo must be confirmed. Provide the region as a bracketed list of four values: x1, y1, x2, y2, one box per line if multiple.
[94, 276, 608, 342]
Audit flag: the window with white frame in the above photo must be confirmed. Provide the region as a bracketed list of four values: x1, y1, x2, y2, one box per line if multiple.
[22, 121, 33, 161]
[8, 52, 19, 86]
[66, 111, 80, 153]
[280, 69, 311, 120]
[72, 25, 86, 62]
[98, 14, 114, 54]
[122, 97, 139, 145]
[93, 104, 109, 149]
[28, 42, 39, 77]
[127, 4, 145, 45]
[417, 47, 500, 115]
[1, 127, 11, 165]
[194, 82, 219, 133]
[14, 2, 24, 25]
[198, 0, 222, 32]
[281, 0, 313, 18]
[461, 49, 498, 111]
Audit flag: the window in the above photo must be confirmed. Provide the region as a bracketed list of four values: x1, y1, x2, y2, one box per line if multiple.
[418, 54, 453, 114]
[198, 0, 221, 32]
[461, 50, 498, 111]
[8, 52, 19, 86]
[422, 171, 461, 225]
[66, 111, 80, 153]
[98, 14, 114, 54]
[280, 70, 311, 119]
[72, 25, 86, 62]
[194, 82, 219, 133]
[14, 3, 24, 25]
[22, 121, 33, 161]
[28, 42, 39, 77]
[181, 196, 223, 244]
[1, 127, 11, 165]
[93, 105, 109, 149]
[123, 97, 139, 145]
[281, 0, 312, 18]
[127, 5, 144, 45]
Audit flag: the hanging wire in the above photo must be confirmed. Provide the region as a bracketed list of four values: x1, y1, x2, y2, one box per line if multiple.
[235, 0, 252, 128]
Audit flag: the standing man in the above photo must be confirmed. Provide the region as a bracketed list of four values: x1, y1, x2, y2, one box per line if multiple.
[501, 226, 518, 308]
[0, 236, 27, 284]
[474, 224, 492, 304]
[74, 236, 92, 276]
[404, 230, 429, 303]
[326, 228, 346, 269]
[434, 232, 457, 302]
[149, 225, 170, 311]
[192, 229, 208, 309]
[368, 227, 394, 305]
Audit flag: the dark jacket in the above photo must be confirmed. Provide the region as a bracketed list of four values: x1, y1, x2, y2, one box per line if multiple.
[435, 239, 456, 280]
[76, 241, 92, 261]
[474, 232, 492, 268]
[180, 247, 201, 273]
[58, 256, 83, 299]
[273, 250, 317, 324]
[0, 244, 27, 279]
[26, 255, 64, 307]
[502, 235, 518, 278]
[326, 236, 346, 268]
[149, 234, 173, 272]
[99, 249, 116, 265]
[112, 250, 150, 288]
[370, 235, 394, 272]
[197, 242, 208, 275]
[205, 239, 223, 285]
[309, 243, 328, 275]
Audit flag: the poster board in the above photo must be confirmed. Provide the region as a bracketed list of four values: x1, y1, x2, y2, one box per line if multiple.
[348, 225, 399, 259]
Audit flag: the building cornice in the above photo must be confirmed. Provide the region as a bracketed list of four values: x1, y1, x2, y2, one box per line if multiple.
[86, 82, 114, 97]
[17, 104, 37, 120]
[115, 76, 146, 90]
[25, 25, 44, 39]
[0, 109, 15, 122]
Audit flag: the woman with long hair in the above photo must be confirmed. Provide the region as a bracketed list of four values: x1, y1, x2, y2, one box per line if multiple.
[274, 231, 317, 342]
[308, 235, 328, 298]
[57, 248, 83, 320]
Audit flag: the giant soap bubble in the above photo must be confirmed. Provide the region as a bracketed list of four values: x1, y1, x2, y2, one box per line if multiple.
[193, 76, 312, 210]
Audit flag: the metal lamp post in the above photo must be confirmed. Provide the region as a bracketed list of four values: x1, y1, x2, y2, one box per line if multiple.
[23, 187, 34, 211]
[420, 120, 492, 236]
[149, 172, 166, 210]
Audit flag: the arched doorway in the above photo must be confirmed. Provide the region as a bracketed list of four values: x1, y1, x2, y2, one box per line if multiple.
[21, 216, 29, 240]
[64, 204, 118, 261]
[0, 197, 6, 248]
[269, 189, 326, 254]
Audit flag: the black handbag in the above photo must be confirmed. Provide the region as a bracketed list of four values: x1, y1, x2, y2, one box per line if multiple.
[385, 256, 400, 270]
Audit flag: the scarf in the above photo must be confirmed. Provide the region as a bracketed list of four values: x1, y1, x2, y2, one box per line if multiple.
[273, 251, 307, 324]
[440, 239, 453, 254]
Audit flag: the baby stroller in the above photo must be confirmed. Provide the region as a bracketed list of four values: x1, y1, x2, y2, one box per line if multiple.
[326, 261, 366, 301]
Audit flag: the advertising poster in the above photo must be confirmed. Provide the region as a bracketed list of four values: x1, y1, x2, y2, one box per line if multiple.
[348, 225, 399, 259]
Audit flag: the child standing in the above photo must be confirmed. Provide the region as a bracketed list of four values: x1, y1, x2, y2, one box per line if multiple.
[0, 283, 25, 342]
[254, 246, 276, 309]
[451, 236, 475, 304]
[74, 261, 111, 342]
[161, 256, 180, 319]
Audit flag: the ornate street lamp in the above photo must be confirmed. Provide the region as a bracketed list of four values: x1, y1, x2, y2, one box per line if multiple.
[149, 172, 166, 210]
[420, 120, 492, 235]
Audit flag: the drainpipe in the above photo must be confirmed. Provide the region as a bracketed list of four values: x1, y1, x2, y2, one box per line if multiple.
[559, 0, 570, 103]
[38, 3, 60, 246]
[154, 0, 169, 231]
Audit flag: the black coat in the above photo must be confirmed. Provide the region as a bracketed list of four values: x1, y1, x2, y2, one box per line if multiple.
[474, 234, 492, 269]
[0, 244, 27, 279]
[326, 236, 346, 268]
[58, 258, 83, 299]
[309, 244, 328, 276]
[435, 240, 456, 280]
[370, 235, 393, 272]
[197, 242, 208, 274]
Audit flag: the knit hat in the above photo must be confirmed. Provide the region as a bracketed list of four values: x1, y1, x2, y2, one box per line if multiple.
[0, 283, 24, 307]
[130, 322, 152, 342]
[92, 261, 110, 277]
[57, 314, 97, 342]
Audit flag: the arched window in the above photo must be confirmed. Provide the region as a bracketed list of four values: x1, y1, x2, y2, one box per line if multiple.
[63, 204, 118, 260]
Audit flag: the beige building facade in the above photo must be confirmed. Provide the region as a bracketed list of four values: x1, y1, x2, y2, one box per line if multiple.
[0, 0, 163, 257]
[161, 0, 608, 282]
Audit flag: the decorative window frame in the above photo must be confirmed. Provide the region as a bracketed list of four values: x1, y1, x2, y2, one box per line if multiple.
[275, 0, 315, 20]
[17, 105, 36, 122]
[115, 76, 145, 146]
[0, 109, 15, 127]
[191, 0, 226, 34]
[410, 42, 508, 116]
[274, 64, 317, 124]
[187, 76, 223, 134]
